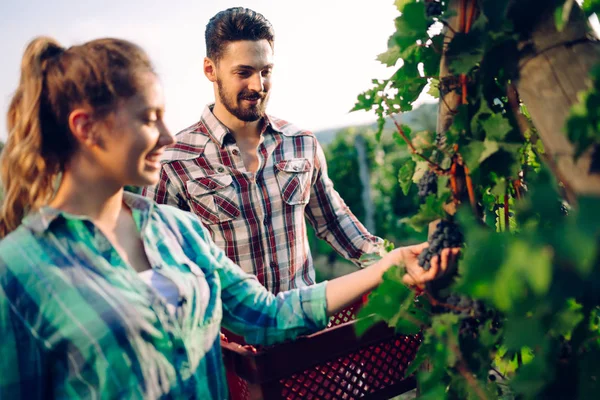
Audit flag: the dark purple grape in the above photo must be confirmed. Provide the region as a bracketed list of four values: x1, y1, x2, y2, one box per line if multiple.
[417, 170, 438, 200]
[418, 220, 463, 271]
[425, 1, 443, 17]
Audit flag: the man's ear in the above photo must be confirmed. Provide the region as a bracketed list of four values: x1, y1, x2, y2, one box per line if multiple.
[204, 57, 217, 83]
[68, 109, 96, 147]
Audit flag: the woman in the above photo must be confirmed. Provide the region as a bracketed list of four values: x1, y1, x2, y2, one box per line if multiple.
[0, 37, 456, 399]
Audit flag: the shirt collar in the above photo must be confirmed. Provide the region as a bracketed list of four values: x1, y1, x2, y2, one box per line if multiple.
[200, 104, 282, 148]
[22, 191, 155, 235]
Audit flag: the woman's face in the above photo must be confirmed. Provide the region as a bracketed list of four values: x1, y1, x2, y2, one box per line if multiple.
[93, 72, 174, 187]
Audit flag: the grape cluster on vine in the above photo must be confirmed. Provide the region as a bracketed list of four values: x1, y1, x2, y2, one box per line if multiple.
[444, 293, 503, 339]
[417, 219, 463, 271]
[425, 0, 443, 17]
[417, 170, 438, 200]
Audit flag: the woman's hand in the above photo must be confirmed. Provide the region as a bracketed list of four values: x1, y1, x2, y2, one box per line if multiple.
[381, 243, 460, 289]
[325, 242, 460, 315]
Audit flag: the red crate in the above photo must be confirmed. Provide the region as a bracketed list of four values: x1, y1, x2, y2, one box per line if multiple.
[221, 296, 421, 400]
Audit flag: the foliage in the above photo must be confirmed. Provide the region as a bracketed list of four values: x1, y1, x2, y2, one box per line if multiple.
[311, 120, 433, 274]
[566, 65, 600, 160]
[354, 1, 600, 399]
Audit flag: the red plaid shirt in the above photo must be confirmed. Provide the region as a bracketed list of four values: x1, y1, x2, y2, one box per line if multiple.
[143, 106, 382, 293]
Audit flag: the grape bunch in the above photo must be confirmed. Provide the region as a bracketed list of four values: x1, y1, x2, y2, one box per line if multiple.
[417, 170, 438, 200]
[425, 0, 443, 17]
[417, 219, 463, 271]
[444, 293, 503, 339]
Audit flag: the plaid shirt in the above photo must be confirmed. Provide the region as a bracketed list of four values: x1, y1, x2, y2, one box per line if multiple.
[143, 105, 382, 293]
[0, 192, 328, 399]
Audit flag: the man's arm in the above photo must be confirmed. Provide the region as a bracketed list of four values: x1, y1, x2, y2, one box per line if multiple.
[304, 138, 384, 267]
[142, 163, 190, 211]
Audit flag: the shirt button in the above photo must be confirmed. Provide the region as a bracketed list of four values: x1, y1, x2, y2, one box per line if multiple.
[217, 166, 225, 173]
[232, 149, 240, 156]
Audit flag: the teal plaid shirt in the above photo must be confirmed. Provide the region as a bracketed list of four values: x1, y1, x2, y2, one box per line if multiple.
[0, 192, 328, 399]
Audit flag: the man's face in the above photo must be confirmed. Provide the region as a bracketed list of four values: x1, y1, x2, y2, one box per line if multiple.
[213, 40, 274, 122]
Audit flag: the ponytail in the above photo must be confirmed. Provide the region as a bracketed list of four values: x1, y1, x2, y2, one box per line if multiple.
[0, 36, 154, 238]
[0, 37, 65, 238]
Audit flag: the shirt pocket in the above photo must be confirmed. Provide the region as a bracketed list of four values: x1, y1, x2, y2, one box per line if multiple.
[186, 174, 241, 224]
[274, 158, 312, 205]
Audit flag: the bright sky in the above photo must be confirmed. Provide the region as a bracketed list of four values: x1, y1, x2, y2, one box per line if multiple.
[0, 0, 428, 140]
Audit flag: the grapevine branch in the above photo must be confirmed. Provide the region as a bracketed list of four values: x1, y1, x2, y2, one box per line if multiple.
[448, 339, 489, 400]
[391, 114, 447, 173]
[513, 180, 523, 200]
[459, 0, 478, 105]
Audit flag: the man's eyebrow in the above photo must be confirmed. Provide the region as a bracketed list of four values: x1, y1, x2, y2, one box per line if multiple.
[233, 63, 274, 70]
[139, 106, 165, 114]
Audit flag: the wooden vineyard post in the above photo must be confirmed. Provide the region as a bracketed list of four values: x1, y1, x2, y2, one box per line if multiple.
[515, 5, 600, 198]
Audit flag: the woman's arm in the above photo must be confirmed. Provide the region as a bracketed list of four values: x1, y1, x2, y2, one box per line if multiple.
[176, 208, 456, 345]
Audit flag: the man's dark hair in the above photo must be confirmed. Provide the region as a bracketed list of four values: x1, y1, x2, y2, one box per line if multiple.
[205, 7, 275, 62]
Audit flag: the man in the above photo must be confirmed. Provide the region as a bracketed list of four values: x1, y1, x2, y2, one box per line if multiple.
[143, 7, 383, 293]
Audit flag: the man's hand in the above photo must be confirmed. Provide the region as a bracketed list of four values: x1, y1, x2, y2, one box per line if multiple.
[382, 243, 460, 289]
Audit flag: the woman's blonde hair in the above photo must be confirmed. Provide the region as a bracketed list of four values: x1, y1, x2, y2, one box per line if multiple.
[0, 36, 154, 237]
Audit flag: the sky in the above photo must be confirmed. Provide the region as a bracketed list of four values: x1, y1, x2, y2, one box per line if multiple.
[0, 0, 435, 140]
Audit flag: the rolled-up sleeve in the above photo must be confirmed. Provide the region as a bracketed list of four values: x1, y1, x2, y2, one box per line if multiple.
[304, 139, 383, 267]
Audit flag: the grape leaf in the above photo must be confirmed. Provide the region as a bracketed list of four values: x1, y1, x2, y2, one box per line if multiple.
[482, 113, 513, 141]
[398, 158, 416, 195]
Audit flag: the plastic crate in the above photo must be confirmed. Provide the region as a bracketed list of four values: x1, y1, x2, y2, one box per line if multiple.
[221, 296, 421, 400]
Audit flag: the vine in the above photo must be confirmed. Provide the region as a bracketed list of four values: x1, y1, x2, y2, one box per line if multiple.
[354, 1, 600, 399]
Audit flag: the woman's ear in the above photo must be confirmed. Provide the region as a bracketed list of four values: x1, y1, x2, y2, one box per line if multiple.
[68, 108, 96, 147]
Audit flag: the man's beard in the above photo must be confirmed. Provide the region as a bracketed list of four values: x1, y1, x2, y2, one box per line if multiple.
[217, 78, 269, 122]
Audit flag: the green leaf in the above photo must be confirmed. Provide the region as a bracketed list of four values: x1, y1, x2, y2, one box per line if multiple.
[493, 241, 553, 311]
[481, 113, 513, 141]
[377, 46, 402, 67]
[551, 299, 584, 336]
[461, 140, 486, 171]
[428, 78, 440, 98]
[391, 3, 429, 50]
[510, 351, 551, 397]
[479, 0, 512, 30]
[437, 175, 450, 198]
[355, 265, 422, 336]
[582, 0, 600, 16]
[419, 37, 443, 76]
[471, 97, 494, 137]
[480, 139, 500, 164]
[394, 0, 414, 12]
[399, 158, 416, 195]
[412, 160, 430, 183]
[404, 341, 431, 378]
[454, 210, 508, 299]
[503, 316, 546, 350]
[447, 31, 485, 74]
[402, 194, 447, 232]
